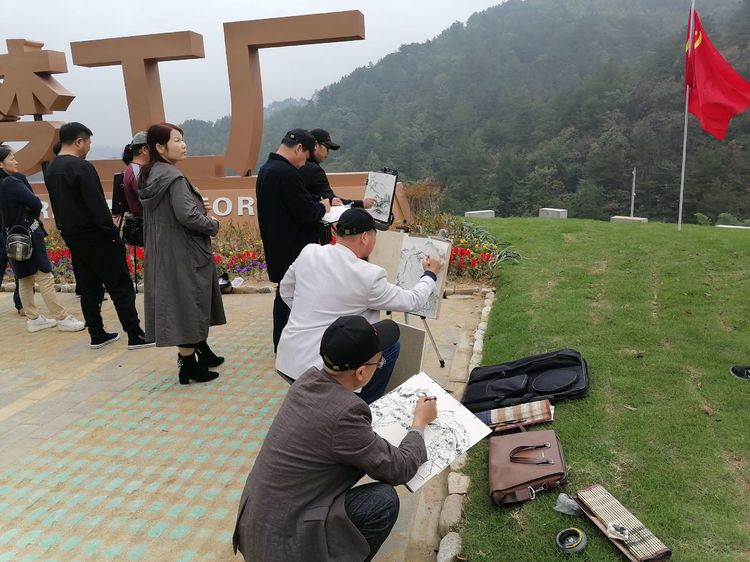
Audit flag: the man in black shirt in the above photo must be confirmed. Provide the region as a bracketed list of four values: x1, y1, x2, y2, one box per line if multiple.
[44, 122, 152, 350]
[256, 129, 330, 352]
[299, 128, 375, 209]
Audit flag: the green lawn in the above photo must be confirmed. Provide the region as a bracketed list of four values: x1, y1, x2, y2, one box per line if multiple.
[460, 218, 750, 561]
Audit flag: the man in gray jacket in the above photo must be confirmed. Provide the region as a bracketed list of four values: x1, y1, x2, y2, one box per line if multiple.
[233, 315, 437, 562]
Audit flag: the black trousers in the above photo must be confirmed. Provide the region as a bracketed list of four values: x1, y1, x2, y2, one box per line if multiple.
[272, 285, 290, 353]
[66, 235, 141, 336]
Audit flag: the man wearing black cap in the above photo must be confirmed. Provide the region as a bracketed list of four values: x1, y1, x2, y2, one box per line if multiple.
[256, 129, 332, 351]
[276, 207, 444, 402]
[233, 315, 437, 562]
[299, 128, 375, 209]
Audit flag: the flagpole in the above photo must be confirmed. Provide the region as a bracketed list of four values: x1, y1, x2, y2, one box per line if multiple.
[678, 0, 697, 231]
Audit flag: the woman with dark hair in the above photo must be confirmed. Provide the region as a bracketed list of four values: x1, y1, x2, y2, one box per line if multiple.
[121, 131, 148, 218]
[0, 144, 85, 333]
[139, 123, 226, 384]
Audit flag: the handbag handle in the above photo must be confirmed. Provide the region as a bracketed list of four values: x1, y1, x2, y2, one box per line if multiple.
[509, 442, 555, 464]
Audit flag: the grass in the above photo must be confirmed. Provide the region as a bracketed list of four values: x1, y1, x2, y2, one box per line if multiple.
[459, 218, 750, 561]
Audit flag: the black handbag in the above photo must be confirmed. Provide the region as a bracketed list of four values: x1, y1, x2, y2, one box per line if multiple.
[122, 215, 144, 247]
[5, 224, 33, 261]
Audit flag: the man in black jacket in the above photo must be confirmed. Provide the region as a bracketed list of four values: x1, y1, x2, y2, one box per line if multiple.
[256, 129, 330, 351]
[299, 128, 375, 209]
[44, 122, 152, 350]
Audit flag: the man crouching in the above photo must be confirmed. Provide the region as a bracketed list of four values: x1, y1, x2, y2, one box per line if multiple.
[233, 315, 437, 561]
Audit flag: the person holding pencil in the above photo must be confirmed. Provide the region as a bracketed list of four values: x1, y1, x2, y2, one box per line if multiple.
[233, 315, 437, 562]
[255, 129, 331, 352]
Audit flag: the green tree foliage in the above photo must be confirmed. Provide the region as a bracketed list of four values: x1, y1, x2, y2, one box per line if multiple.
[181, 0, 750, 222]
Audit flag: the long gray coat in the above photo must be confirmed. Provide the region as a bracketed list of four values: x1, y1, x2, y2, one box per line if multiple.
[139, 162, 226, 346]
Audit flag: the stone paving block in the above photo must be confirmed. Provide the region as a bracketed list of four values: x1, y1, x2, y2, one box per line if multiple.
[0, 437, 46, 470]
[108, 370, 152, 392]
[447, 472, 470, 495]
[0, 398, 37, 423]
[0, 389, 33, 409]
[0, 410, 36, 435]
[0, 424, 43, 450]
[30, 412, 84, 439]
[436, 531, 462, 562]
[438, 494, 465, 537]
[449, 453, 468, 472]
[28, 403, 82, 428]
[26, 380, 69, 400]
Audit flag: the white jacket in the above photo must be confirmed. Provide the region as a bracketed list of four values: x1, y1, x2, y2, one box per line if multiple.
[276, 242, 437, 379]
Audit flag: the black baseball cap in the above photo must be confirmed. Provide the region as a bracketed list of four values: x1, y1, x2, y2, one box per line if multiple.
[336, 208, 389, 235]
[320, 316, 400, 372]
[310, 128, 340, 150]
[283, 129, 316, 153]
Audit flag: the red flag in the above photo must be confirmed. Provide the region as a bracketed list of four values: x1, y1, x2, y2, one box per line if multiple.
[685, 10, 750, 140]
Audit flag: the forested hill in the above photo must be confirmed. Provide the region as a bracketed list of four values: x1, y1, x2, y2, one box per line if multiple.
[181, 0, 750, 221]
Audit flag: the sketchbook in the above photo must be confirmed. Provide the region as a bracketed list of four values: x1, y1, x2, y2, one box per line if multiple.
[364, 171, 397, 223]
[321, 203, 352, 224]
[370, 372, 491, 492]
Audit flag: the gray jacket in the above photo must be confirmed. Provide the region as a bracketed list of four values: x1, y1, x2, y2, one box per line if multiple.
[139, 162, 226, 346]
[233, 367, 427, 561]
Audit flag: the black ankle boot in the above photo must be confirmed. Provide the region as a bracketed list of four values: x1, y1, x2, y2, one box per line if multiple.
[178, 352, 219, 385]
[195, 341, 225, 368]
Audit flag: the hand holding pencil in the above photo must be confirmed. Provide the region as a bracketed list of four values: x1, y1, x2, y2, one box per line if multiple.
[413, 395, 438, 429]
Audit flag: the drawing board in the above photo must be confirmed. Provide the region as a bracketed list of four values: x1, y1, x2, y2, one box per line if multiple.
[394, 236, 451, 319]
[364, 171, 397, 223]
[371, 372, 491, 492]
[385, 321, 426, 393]
[368, 230, 407, 282]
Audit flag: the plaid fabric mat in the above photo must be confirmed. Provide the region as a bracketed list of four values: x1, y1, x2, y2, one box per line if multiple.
[473, 399, 554, 430]
[576, 484, 671, 561]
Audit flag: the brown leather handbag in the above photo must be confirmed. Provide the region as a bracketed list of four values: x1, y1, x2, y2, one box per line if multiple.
[488, 429, 567, 506]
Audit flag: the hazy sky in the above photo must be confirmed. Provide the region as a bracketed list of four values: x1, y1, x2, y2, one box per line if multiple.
[4, 1, 502, 147]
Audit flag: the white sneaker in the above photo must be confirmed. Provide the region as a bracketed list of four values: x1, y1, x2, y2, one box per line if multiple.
[27, 315, 57, 333]
[57, 314, 86, 332]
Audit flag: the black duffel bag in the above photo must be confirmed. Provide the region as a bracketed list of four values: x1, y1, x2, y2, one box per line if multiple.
[462, 348, 589, 412]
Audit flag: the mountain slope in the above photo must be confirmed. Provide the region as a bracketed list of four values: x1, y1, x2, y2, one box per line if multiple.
[185, 0, 750, 221]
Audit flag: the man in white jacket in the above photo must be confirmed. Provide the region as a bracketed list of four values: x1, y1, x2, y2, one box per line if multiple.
[276, 208, 444, 402]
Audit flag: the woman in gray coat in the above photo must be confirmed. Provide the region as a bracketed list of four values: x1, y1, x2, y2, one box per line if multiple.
[139, 123, 226, 384]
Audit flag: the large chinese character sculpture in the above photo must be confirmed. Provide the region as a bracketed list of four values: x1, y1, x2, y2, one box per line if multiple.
[0, 39, 74, 175]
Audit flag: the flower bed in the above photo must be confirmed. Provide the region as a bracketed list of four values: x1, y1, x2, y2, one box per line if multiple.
[2, 223, 270, 285]
[3, 217, 514, 285]
[408, 212, 520, 279]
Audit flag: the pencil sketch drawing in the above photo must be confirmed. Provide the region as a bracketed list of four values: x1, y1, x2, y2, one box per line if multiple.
[370, 372, 491, 491]
[364, 172, 397, 223]
[394, 237, 451, 319]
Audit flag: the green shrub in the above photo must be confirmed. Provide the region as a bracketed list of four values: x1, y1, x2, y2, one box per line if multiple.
[716, 212, 743, 226]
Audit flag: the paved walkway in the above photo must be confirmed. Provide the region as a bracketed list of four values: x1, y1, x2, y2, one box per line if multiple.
[0, 288, 482, 561]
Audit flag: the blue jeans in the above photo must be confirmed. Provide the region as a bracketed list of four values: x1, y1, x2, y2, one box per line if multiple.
[344, 482, 400, 561]
[359, 340, 400, 404]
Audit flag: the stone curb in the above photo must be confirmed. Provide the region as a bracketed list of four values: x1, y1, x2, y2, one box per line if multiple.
[444, 285, 487, 296]
[435, 288, 496, 561]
